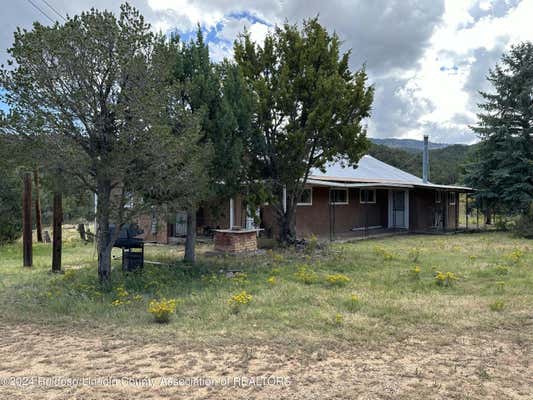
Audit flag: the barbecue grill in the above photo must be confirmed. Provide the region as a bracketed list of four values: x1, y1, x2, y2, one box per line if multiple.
[111, 223, 144, 271]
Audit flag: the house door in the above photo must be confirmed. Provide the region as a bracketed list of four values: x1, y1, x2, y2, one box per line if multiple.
[175, 211, 187, 236]
[392, 190, 405, 228]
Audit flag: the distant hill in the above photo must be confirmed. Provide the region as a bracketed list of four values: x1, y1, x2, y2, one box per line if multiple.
[367, 141, 478, 185]
[370, 138, 450, 152]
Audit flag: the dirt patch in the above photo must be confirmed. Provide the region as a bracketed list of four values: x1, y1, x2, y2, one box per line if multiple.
[0, 323, 531, 400]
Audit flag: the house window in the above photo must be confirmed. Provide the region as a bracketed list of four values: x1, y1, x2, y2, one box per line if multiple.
[448, 192, 456, 205]
[298, 188, 313, 206]
[330, 188, 349, 205]
[435, 191, 442, 203]
[360, 189, 376, 204]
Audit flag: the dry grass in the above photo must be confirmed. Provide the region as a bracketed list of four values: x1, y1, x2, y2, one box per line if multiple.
[0, 228, 532, 398]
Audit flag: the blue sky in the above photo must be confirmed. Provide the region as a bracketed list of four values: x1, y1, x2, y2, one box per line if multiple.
[1, 0, 532, 143]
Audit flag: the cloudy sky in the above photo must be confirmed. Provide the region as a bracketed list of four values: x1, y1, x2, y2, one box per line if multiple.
[1, 0, 532, 144]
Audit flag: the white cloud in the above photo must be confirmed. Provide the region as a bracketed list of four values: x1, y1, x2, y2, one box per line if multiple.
[388, 0, 533, 143]
[1, 0, 531, 143]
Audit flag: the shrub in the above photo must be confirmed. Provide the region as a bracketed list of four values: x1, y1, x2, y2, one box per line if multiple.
[505, 249, 524, 265]
[304, 234, 319, 254]
[325, 274, 350, 286]
[489, 300, 505, 312]
[148, 298, 177, 323]
[494, 265, 510, 275]
[229, 290, 252, 313]
[434, 271, 458, 287]
[0, 169, 22, 244]
[333, 313, 344, 326]
[231, 272, 248, 285]
[294, 265, 318, 284]
[409, 265, 421, 280]
[373, 245, 394, 261]
[346, 294, 361, 311]
[408, 248, 421, 262]
[513, 203, 533, 238]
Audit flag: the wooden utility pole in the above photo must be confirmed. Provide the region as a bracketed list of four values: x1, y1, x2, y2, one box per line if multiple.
[184, 208, 196, 263]
[52, 192, 63, 272]
[34, 168, 43, 243]
[22, 172, 33, 267]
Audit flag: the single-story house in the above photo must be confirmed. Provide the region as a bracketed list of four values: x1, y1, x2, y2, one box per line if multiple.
[260, 154, 473, 239]
[138, 145, 474, 243]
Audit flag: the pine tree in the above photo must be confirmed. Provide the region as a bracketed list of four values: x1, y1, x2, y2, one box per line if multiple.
[465, 42, 533, 215]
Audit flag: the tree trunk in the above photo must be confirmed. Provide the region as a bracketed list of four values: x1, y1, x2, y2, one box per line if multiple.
[277, 202, 297, 245]
[77, 223, 86, 241]
[22, 172, 33, 267]
[52, 192, 62, 272]
[184, 208, 196, 263]
[33, 168, 43, 243]
[485, 209, 492, 225]
[96, 180, 113, 282]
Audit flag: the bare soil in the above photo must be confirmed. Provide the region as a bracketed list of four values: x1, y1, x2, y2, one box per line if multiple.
[0, 322, 531, 399]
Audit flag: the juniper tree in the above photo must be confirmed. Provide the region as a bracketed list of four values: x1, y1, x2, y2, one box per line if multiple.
[234, 18, 374, 243]
[0, 4, 197, 281]
[465, 42, 533, 216]
[166, 30, 253, 261]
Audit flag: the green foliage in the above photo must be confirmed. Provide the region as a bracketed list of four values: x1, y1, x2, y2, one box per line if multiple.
[0, 228, 531, 345]
[513, 202, 533, 238]
[0, 4, 211, 279]
[171, 30, 253, 199]
[0, 168, 22, 243]
[464, 42, 533, 215]
[368, 142, 476, 185]
[234, 18, 374, 243]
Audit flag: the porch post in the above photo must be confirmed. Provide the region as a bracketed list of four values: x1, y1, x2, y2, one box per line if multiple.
[229, 198, 234, 229]
[465, 194, 469, 230]
[387, 189, 392, 229]
[282, 186, 287, 213]
[404, 190, 410, 231]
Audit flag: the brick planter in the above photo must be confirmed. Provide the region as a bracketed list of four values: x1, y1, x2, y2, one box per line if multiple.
[213, 229, 259, 253]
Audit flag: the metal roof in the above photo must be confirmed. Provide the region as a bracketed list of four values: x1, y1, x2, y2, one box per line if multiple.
[308, 155, 473, 192]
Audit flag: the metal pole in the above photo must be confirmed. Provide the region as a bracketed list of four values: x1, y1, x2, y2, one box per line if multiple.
[328, 188, 332, 242]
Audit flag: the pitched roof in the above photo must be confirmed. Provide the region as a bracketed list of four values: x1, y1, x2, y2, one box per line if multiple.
[308, 155, 473, 191]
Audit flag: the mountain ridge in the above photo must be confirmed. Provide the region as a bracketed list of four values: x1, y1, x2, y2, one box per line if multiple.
[370, 138, 450, 152]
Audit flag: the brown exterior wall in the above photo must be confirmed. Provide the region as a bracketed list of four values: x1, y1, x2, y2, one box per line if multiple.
[261, 187, 388, 238]
[409, 189, 459, 231]
[136, 187, 462, 244]
[136, 196, 247, 244]
[137, 213, 169, 244]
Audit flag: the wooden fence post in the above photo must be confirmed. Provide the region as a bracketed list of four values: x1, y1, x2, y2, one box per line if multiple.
[22, 172, 33, 267]
[34, 168, 43, 243]
[52, 192, 63, 272]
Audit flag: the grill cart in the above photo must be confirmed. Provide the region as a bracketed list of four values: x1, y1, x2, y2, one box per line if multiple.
[111, 223, 145, 271]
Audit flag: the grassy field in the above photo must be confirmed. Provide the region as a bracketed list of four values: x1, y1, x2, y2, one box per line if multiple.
[0, 228, 531, 399]
[0, 227, 531, 343]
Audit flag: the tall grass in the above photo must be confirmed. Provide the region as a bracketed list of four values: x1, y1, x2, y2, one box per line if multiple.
[0, 228, 531, 346]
